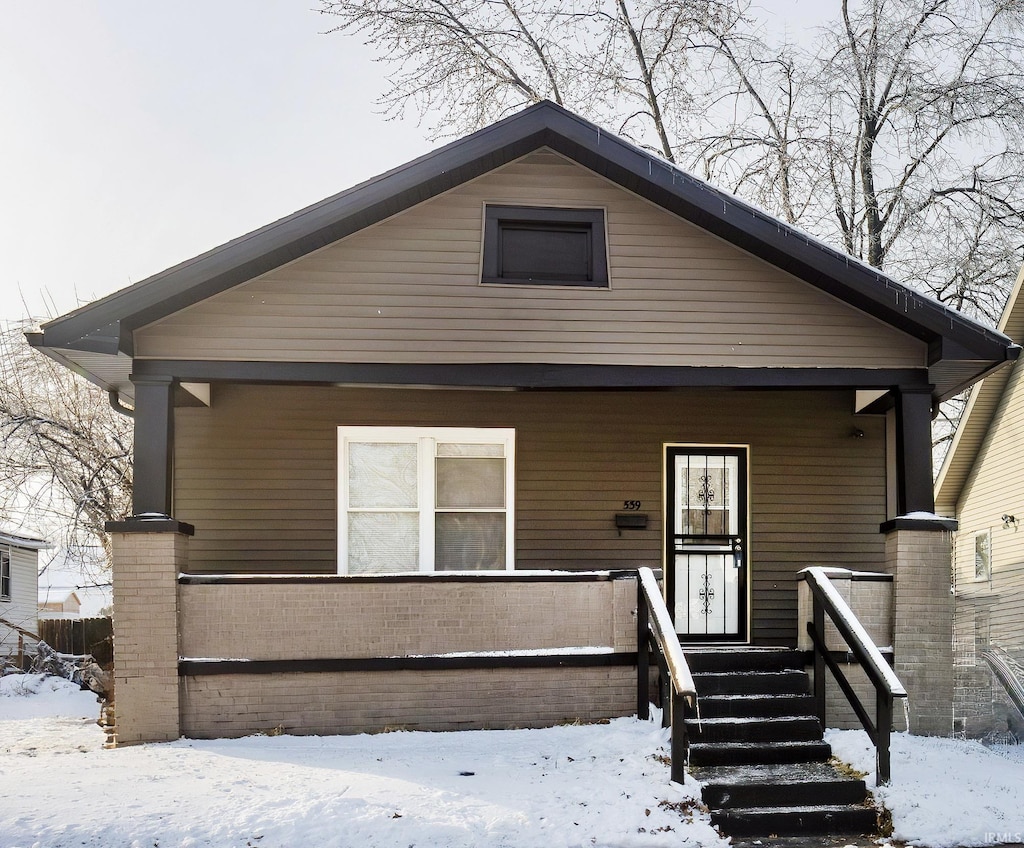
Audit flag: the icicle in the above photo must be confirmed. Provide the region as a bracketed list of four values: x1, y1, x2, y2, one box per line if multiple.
[903, 696, 911, 734]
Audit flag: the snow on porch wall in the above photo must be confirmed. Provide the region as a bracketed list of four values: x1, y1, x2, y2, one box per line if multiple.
[177, 577, 638, 661]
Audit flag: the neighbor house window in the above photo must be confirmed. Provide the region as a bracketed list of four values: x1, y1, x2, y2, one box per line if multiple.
[974, 530, 992, 581]
[338, 427, 515, 574]
[481, 205, 608, 287]
[0, 548, 10, 601]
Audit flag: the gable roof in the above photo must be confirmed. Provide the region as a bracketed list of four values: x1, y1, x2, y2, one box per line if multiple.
[29, 100, 1017, 402]
[935, 265, 1024, 514]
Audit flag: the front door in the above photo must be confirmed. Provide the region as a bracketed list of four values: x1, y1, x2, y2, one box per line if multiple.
[665, 446, 748, 641]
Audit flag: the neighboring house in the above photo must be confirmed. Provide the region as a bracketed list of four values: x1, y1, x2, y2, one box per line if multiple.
[37, 546, 113, 619]
[38, 590, 82, 620]
[0, 531, 50, 665]
[29, 102, 1017, 745]
[936, 265, 1024, 741]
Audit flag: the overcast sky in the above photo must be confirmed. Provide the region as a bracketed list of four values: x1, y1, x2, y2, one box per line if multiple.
[0, 1, 827, 321]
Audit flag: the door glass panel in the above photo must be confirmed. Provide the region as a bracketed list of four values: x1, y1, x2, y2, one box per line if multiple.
[348, 512, 418, 573]
[436, 457, 506, 508]
[435, 513, 506, 570]
[348, 442, 417, 508]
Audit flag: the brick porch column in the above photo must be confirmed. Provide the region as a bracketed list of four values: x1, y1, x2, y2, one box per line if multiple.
[882, 515, 957, 736]
[106, 515, 194, 745]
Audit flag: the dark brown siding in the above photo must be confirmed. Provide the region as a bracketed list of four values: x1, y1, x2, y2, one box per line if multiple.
[173, 384, 886, 646]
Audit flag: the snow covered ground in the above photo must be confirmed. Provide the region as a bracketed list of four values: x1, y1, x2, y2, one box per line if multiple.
[1, 673, 1023, 848]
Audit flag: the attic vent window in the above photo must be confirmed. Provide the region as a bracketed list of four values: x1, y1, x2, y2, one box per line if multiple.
[482, 205, 608, 287]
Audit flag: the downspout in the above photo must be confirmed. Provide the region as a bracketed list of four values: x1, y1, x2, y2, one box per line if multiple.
[108, 390, 135, 419]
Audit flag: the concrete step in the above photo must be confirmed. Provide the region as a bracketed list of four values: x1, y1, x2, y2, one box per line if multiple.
[698, 693, 816, 718]
[693, 670, 810, 696]
[689, 740, 833, 767]
[686, 648, 805, 674]
[697, 762, 868, 809]
[710, 803, 878, 837]
[686, 715, 822, 744]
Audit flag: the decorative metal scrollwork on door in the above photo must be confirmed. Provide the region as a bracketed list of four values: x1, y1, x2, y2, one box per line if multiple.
[698, 571, 715, 615]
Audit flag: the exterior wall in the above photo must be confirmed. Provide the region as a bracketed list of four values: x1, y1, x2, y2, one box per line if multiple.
[178, 574, 637, 738]
[0, 544, 40, 663]
[110, 530, 187, 744]
[172, 385, 889, 647]
[950, 357, 1024, 739]
[885, 529, 955, 735]
[136, 151, 925, 371]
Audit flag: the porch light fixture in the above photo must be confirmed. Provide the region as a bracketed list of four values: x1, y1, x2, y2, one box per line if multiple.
[1002, 514, 1018, 530]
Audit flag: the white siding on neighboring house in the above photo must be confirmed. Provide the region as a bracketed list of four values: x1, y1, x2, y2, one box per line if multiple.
[0, 542, 42, 662]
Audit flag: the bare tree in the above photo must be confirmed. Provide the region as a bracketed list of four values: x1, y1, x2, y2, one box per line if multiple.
[318, 0, 1024, 324]
[0, 320, 132, 571]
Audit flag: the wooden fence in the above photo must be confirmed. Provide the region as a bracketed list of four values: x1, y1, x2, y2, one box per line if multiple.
[38, 617, 113, 666]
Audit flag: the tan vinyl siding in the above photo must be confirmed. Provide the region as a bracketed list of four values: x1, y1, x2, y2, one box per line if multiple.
[138, 151, 925, 369]
[953, 355, 1024, 650]
[173, 384, 887, 646]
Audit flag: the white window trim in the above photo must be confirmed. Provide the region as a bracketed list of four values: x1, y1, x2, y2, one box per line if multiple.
[337, 426, 515, 574]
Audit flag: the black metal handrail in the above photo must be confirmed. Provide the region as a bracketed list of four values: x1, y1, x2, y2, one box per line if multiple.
[801, 567, 907, 784]
[636, 566, 696, 784]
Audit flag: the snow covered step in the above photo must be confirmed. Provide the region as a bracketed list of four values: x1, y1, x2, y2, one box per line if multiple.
[698, 693, 816, 718]
[686, 647, 804, 673]
[697, 761, 868, 808]
[692, 669, 809, 696]
[709, 803, 878, 837]
[689, 739, 832, 767]
[685, 715, 822, 744]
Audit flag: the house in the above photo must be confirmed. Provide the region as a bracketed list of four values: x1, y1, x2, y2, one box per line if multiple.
[0, 531, 50, 666]
[38, 590, 82, 620]
[936, 265, 1024, 741]
[28, 102, 1017, 746]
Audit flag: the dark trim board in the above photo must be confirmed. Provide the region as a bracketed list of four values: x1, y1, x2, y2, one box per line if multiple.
[179, 570, 646, 585]
[133, 360, 932, 391]
[179, 652, 638, 676]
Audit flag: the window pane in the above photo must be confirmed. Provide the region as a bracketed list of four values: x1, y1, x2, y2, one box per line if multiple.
[348, 512, 418, 573]
[436, 457, 505, 508]
[437, 442, 504, 458]
[435, 513, 505, 571]
[500, 224, 591, 281]
[348, 442, 417, 508]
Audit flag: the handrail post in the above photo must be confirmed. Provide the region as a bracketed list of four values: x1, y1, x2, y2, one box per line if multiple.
[670, 688, 687, 784]
[637, 576, 650, 721]
[877, 688, 892, 785]
[812, 597, 826, 729]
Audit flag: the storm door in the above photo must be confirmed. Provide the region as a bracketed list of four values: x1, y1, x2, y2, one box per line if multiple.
[665, 446, 748, 641]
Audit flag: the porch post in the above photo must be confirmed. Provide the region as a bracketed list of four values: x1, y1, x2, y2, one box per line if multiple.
[131, 375, 175, 515]
[881, 515, 957, 736]
[894, 387, 934, 515]
[105, 516, 193, 745]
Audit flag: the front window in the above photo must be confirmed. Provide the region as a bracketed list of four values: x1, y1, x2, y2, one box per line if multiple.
[0, 548, 10, 601]
[338, 427, 515, 574]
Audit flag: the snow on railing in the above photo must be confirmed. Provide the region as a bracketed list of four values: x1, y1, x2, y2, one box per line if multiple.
[800, 566, 907, 784]
[636, 566, 695, 785]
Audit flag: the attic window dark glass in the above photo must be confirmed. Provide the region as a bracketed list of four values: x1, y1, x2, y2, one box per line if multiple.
[482, 205, 608, 287]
